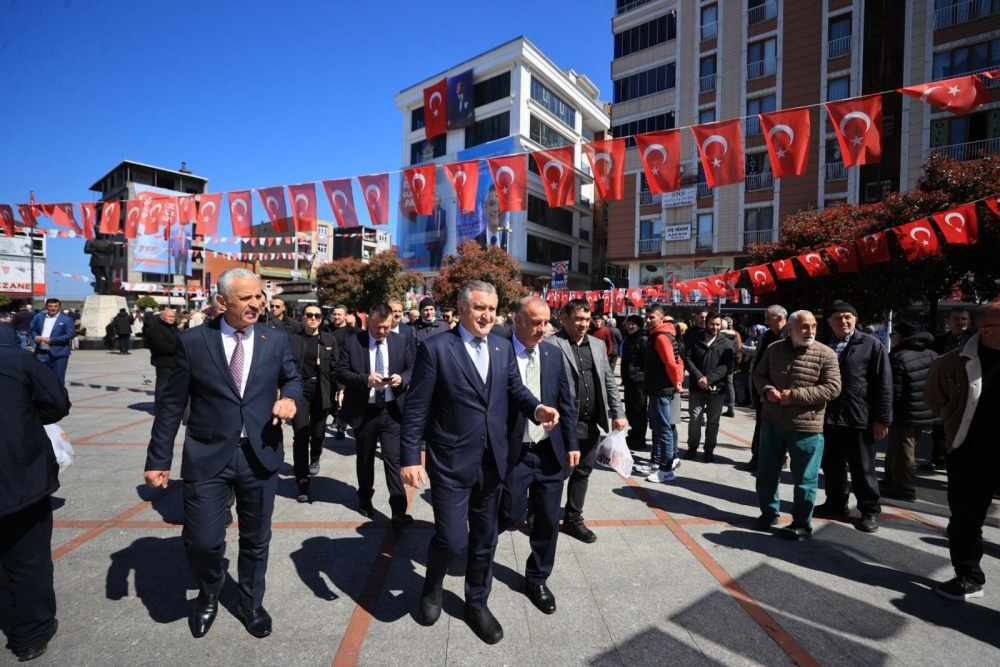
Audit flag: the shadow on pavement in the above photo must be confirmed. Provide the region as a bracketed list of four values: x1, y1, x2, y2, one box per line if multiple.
[134, 484, 182, 524]
[105, 536, 201, 623]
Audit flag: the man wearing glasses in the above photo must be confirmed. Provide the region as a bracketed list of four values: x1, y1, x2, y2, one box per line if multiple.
[265, 297, 302, 336]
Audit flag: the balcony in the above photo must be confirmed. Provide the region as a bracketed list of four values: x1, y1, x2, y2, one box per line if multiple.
[745, 116, 762, 137]
[638, 237, 663, 255]
[826, 162, 847, 181]
[744, 228, 775, 246]
[700, 21, 717, 41]
[934, 65, 1000, 88]
[699, 73, 717, 93]
[828, 36, 851, 60]
[747, 0, 778, 25]
[934, 0, 1000, 29]
[747, 59, 777, 80]
[639, 191, 662, 205]
[930, 137, 1000, 162]
[615, 0, 655, 15]
[694, 231, 715, 253]
[697, 183, 713, 198]
[745, 172, 774, 192]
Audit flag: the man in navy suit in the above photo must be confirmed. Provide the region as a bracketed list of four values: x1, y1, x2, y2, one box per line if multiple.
[400, 281, 561, 645]
[499, 297, 578, 615]
[144, 268, 301, 640]
[29, 298, 76, 386]
[336, 303, 414, 527]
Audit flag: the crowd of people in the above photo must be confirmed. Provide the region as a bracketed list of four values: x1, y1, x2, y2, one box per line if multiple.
[2, 270, 998, 659]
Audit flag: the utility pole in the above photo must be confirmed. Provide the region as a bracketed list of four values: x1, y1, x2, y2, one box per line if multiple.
[29, 190, 36, 307]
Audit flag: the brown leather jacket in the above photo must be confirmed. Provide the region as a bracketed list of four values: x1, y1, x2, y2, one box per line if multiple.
[753, 338, 842, 433]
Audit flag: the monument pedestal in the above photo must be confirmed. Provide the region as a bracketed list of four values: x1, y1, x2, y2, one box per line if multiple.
[80, 295, 129, 342]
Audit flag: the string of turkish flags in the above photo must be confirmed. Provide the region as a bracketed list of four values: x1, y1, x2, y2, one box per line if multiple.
[539, 287, 651, 314]
[668, 194, 999, 301]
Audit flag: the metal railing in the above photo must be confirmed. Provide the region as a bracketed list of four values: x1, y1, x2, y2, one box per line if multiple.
[699, 73, 717, 93]
[934, 0, 1000, 29]
[639, 191, 662, 206]
[745, 116, 762, 136]
[694, 232, 715, 252]
[826, 162, 847, 181]
[747, 59, 777, 80]
[745, 172, 774, 191]
[697, 183, 713, 198]
[828, 36, 851, 59]
[638, 237, 663, 255]
[930, 137, 1000, 162]
[747, 0, 778, 25]
[934, 65, 1000, 88]
[743, 228, 775, 246]
[701, 21, 717, 41]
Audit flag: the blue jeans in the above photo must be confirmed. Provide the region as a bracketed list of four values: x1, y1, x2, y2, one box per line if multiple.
[648, 394, 675, 471]
[17, 331, 29, 350]
[756, 422, 825, 527]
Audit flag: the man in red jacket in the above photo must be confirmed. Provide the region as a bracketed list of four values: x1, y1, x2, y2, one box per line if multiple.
[638, 305, 684, 483]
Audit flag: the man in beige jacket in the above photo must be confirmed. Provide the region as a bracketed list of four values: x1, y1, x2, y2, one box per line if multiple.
[752, 310, 842, 540]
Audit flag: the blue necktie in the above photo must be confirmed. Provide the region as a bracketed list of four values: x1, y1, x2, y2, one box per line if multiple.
[472, 337, 488, 385]
[375, 340, 386, 407]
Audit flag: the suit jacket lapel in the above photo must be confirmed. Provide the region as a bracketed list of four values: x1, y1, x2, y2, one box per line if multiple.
[244, 324, 268, 390]
[206, 322, 241, 397]
[558, 334, 580, 376]
[488, 337, 503, 399]
[448, 331, 487, 402]
[359, 331, 371, 373]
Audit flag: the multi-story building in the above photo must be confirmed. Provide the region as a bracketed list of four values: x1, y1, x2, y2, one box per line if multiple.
[394, 36, 610, 291]
[0, 230, 45, 302]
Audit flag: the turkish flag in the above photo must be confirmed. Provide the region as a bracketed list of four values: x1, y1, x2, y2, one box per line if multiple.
[196, 193, 223, 236]
[602, 291, 612, 313]
[140, 195, 179, 234]
[532, 147, 575, 209]
[357, 173, 390, 226]
[423, 78, 448, 140]
[747, 265, 777, 293]
[932, 203, 978, 245]
[546, 290, 559, 309]
[795, 251, 831, 278]
[16, 204, 37, 227]
[257, 186, 290, 234]
[51, 203, 83, 235]
[79, 203, 97, 239]
[691, 119, 745, 188]
[759, 107, 811, 178]
[177, 196, 196, 224]
[487, 155, 527, 212]
[986, 196, 1000, 217]
[227, 190, 253, 237]
[899, 75, 991, 116]
[634, 130, 682, 194]
[99, 201, 120, 235]
[403, 165, 436, 216]
[771, 258, 796, 281]
[706, 274, 730, 295]
[627, 288, 645, 307]
[671, 282, 693, 299]
[825, 244, 859, 273]
[287, 183, 318, 233]
[0, 205, 14, 236]
[443, 160, 479, 214]
[124, 200, 144, 240]
[724, 270, 743, 289]
[322, 178, 360, 228]
[894, 220, 942, 261]
[690, 277, 719, 297]
[585, 291, 597, 311]
[825, 94, 883, 167]
[583, 139, 625, 200]
[857, 232, 891, 265]
[613, 289, 626, 314]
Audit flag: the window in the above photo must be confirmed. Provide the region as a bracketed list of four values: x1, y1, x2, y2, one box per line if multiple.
[701, 5, 718, 40]
[526, 234, 573, 266]
[696, 214, 714, 251]
[611, 111, 676, 148]
[639, 218, 663, 241]
[825, 139, 846, 180]
[828, 16, 852, 59]
[613, 14, 677, 59]
[827, 75, 850, 101]
[580, 228, 590, 241]
[933, 39, 998, 79]
[318, 224, 330, 238]
[141, 272, 169, 283]
[745, 95, 776, 135]
[612, 63, 676, 103]
[699, 108, 717, 125]
[744, 207, 774, 244]
[748, 0, 777, 24]
[529, 115, 572, 149]
[473, 71, 511, 108]
[747, 38, 777, 79]
[700, 56, 717, 92]
[616, 0, 655, 15]
[410, 135, 447, 164]
[528, 194, 574, 235]
[411, 107, 425, 132]
[317, 242, 328, 255]
[745, 152, 773, 190]
[531, 78, 576, 128]
[465, 111, 510, 149]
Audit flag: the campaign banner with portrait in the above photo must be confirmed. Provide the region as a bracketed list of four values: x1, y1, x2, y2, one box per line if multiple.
[454, 136, 524, 253]
[551, 261, 568, 289]
[447, 68, 475, 130]
[397, 171, 452, 272]
[131, 185, 193, 276]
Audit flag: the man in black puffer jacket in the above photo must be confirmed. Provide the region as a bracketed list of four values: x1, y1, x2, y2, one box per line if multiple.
[145, 308, 179, 412]
[881, 321, 939, 501]
[620, 315, 648, 450]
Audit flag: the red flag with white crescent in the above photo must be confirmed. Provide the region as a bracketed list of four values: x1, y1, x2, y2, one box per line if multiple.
[613, 289, 625, 314]
[689, 277, 719, 296]
[196, 193, 223, 236]
[898, 75, 991, 116]
[287, 183, 318, 233]
[0, 205, 14, 236]
[986, 196, 1000, 217]
[99, 201, 120, 235]
[932, 203, 978, 245]
[603, 291, 612, 313]
[423, 78, 448, 140]
[724, 270, 743, 289]
[690, 119, 745, 188]
[487, 155, 527, 212]
[585, 291, 597, 311]
[257, 186, 290, 234]
[583, 139, 625, 200]
[403, 165, 436, 216]
[771, 258, 796, 281]
[634, 129, 682, 194]
[627, 288, 644, 307]
[532, 147, 575, 209]
[825, 244, 859, 273]
[16, 204, 37, 228]
[747, 265, 777, 293]
[759, 107, 811, 179]
[857, 232, 891, 265]
[356, 173, 390, 226]
[227, 190, 253, 237]
[795, 251, 831, 277]
[51, 203, 83, 235]
[671, 281, 692, 298]
[894, 220, 942, 260]
[824, 93, 883, 167]
[177, 196, 196, 224]
[706, 274, 730, 295]
[443, 160, 479, 214]
[79, 203, 97, 239]
[124, 200, 145, 240]
[322, 178, 360, 228]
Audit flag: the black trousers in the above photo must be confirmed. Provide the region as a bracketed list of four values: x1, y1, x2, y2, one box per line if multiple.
[0, 498, 56, 654]
[154, 366, 172, 411]
[117, 335, 131, 354]
[623, 383, 648, 449]
[92, 265, 110, 295]
[930, 424, 948, 463]
[182, 441, 278, 610]
[750, 402, 764, 463]
[821, 425, 881, 515]
[292, 381, 330, 481]
[564, 421, 602, 522]
[500, 441, 565, 584]
[946, 437, 1000, 585]
[354, 401, 406, 516]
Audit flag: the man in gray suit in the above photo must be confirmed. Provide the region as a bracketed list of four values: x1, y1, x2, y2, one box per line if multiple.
[549, 299, 627, 543]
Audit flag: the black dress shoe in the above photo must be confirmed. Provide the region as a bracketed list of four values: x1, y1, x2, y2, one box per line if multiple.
[189, 592, 219, 638]
[463, 605, 504, 644]
[16, 619, 57, 662]
[335, 429, 346, 441]
[562, 519, 597, 543]
[813, 502, 850, 518]
[358, 501, 374, 518]
[236, 605, 272, 638]
[420, 580, 443, 625]
[751, 515, 778, 532]
[297, 480, 310, 503]
[683, 448, 699, 460]
[390, 513, 413, 529]
[703, 449, 715, 463]
[779, 523, 813, 541]
[741, 460, 759, 473]
[525, 582, 556, 614]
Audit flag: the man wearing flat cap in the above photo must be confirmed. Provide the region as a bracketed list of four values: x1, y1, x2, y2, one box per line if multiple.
[411, 297, 451, 345]
[815, 300, 893, 534]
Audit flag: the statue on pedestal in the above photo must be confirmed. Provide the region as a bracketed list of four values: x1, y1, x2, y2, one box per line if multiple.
[84, 235, 115, 295]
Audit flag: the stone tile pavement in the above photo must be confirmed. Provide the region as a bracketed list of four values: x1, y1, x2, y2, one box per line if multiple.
[2, 349, 999, 666]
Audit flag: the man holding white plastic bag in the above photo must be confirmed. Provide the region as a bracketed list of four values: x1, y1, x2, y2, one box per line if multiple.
[0, 322, 71, 662]
[637, 306, 685, 483]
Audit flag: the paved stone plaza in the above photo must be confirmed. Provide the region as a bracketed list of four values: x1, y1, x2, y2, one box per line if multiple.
[2, 349, 999, 666]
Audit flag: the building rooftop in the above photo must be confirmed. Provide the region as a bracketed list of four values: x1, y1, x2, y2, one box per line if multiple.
[89, 160, 208, 192]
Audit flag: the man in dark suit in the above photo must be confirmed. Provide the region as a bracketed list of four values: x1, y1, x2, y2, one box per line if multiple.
[337, 303, 414, 527]
[447, 79, 473, 128]
[322, 304, 357, 439]
[266, 297, 303, 336]
[400, 281, 561, 645]
[424, 196, 448, 270]
[29, 298, 76, 386]
[144, 268, 301, 640]
[388, 299, 416, 351]
[499, 297, 578, 615]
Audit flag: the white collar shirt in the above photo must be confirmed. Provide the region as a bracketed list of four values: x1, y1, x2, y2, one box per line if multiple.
[512, 336, 548, 443]
[368, 334, 395, 403]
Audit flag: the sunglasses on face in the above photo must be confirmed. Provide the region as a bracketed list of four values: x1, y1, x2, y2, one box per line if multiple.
[269, 305, 283, 310]
[304, 313, 323, 319]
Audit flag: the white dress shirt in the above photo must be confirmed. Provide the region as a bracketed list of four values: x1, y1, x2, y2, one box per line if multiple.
[512, 336, 548, 443]
[220, 318, 255, 437]
[457, 323, 489, 376]
[368, 335, 396, 403]
[40, 315, 58, 350]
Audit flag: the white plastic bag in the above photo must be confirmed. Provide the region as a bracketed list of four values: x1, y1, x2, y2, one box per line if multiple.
[595, 429, 633, 478]
[45, 424, 75, 470]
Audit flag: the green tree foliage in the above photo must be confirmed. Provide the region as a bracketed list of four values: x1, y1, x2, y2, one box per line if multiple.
[431, 240, 529, 313]
[316, 251, 423, 312]
[134, 296, 158, 310]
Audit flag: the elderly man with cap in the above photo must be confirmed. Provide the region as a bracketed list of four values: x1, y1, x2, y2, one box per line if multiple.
[411, 297, 450, 344]
[814, 300, 893, 534]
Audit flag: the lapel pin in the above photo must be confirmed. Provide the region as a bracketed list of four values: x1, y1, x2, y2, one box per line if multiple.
[261, 334, 267, 340]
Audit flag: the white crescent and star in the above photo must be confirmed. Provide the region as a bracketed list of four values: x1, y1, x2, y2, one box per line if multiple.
[593, 152, 612, 180]
[909, 226, 933, 246]
[702, 135, 729, 168]
[839, 111, 872, 147]
[332, 190, 349, 213]
[412, 173, 426, 193]
[805, 253, 825, 267]
[833, 246, 851, 261]
[944, 212, 965, 230]
[429, 91, 442, 116]
[767, 124, 795, 158]
[365, 184, 381, 203]
[543, 160, 564, 189]
[642, 144, 667, 174]
[294, 194, 310, 214]
[231, 198, 247, 223]
[496, 166, 516, 194]
[201, 200, 217, 220]
[266, 196, 280, 214]
[753, 270, 768, 283]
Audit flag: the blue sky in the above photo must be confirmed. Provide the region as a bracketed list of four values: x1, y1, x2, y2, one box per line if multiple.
[0, 0, 614, 299]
